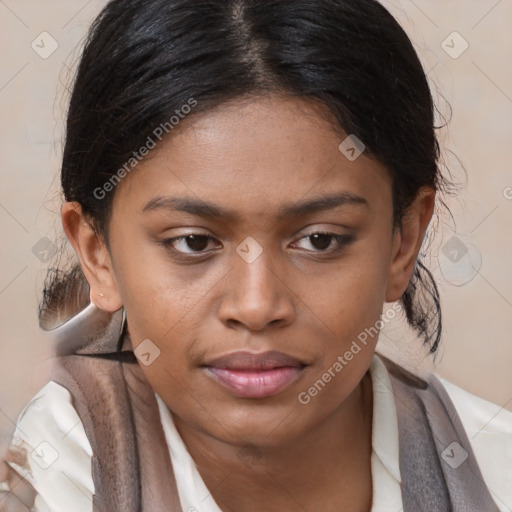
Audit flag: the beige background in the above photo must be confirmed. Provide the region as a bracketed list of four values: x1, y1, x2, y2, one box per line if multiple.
[1, 0, 511, 454]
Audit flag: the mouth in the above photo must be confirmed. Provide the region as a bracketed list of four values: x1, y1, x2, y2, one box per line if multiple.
[202, 350, 307, 399]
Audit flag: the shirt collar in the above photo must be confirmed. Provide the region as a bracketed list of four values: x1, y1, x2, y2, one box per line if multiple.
[369, 352, 402, 484]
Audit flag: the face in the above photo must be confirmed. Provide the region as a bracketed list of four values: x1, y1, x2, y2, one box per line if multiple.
[68, 95, 431, 448]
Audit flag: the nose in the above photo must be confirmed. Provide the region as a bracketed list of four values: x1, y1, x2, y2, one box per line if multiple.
[218, 245, 295, 332]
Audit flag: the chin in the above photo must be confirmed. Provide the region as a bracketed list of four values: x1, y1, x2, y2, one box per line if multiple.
[204, 407, 309, 448]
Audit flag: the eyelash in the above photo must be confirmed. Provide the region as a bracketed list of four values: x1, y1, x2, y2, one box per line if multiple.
[159, 231, 355, 258]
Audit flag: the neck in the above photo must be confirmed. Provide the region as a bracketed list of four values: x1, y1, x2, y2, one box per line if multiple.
[173, 370, 374, 512]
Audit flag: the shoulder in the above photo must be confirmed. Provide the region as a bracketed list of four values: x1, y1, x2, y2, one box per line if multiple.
[440, 377, 512, 439]
[375, 353, 511, 512]
[439, 377, 512, 512]
[3, 380, 94, 512]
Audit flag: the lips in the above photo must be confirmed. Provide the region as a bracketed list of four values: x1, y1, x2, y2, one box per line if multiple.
[203, 350, 306, 398]
[205, 350, 304, 370]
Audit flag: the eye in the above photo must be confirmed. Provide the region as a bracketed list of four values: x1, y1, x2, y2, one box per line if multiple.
[292, 231, 354, 253]
[159, 231, 354, 259]
[160, 234, 220, 254]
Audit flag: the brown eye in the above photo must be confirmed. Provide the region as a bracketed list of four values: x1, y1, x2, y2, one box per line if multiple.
[309, 233, 333, 250]
[160, 234, 218, 254]
[183, 234, 210, 251]
[293, 232, 355, 253]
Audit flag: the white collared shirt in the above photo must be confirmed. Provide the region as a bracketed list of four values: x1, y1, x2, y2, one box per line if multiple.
[4, 354, 512, 512]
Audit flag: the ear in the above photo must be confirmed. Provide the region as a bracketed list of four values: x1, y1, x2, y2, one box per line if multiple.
[61, 201, 123, 313]
[385, 186, 436, 302]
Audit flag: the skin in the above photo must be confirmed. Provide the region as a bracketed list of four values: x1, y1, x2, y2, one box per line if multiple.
[62, 95, 435, 511]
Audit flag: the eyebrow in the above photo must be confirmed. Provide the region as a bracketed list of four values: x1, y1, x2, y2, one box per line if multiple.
[142, 192, 368, 220]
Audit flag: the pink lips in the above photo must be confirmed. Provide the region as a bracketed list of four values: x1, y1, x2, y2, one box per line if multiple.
[203, 350, 305, 398]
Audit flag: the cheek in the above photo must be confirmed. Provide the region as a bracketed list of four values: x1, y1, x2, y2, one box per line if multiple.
[311, 248, 391, 341]
[110, 232, 219, 330]
[301, 274, 383, 398]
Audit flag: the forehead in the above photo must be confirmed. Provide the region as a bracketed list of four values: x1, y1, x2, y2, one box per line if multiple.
[112, 95, 393, 221]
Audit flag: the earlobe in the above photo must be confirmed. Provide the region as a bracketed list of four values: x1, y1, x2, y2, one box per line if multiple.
[61, 201, 123, 313]
[385, 187, 435, 302]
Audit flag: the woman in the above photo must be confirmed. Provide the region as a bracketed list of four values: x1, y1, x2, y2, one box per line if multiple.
[0, 0, 510, 511]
